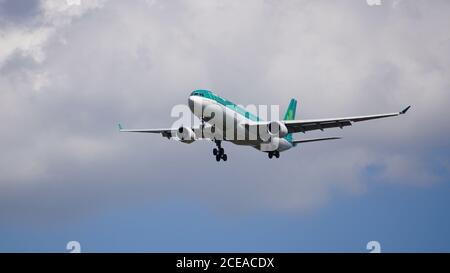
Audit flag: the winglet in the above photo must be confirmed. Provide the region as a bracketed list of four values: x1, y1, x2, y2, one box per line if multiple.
[118, 123, 123, 131]
[400, 105, 411, 115]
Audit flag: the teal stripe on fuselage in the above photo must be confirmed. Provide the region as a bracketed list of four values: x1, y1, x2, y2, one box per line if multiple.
[191, 90, 261, 122]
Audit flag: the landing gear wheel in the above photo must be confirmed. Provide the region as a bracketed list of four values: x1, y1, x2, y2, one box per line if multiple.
[268, 152, 273, 159]
[274, 151, 280, 158]
[213, 140, 227, 162]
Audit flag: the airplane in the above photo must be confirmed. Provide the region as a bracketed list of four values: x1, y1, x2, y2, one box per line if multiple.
[119, 89, 410, 162]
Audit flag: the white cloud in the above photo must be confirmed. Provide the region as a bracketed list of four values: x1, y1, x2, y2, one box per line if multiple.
[0, 26, 51, 65]
[41, 0, 108, 26]
[0, 0, 108, 67]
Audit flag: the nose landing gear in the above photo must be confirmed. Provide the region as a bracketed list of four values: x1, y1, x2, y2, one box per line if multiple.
[213, 140, 227, 162]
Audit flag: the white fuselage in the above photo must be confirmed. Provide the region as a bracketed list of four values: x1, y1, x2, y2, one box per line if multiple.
[188, 95, 293, 152]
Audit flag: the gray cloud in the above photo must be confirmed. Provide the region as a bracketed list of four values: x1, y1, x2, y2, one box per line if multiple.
[0, 0, 40, 25]
[0, 0, 450, 224]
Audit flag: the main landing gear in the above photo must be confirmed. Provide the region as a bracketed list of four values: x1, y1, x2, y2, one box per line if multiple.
[268, 151, 280, 159]
[213, 140, 227, 162]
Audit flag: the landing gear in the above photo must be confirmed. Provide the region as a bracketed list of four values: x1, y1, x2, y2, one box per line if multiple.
[200, 114, 205, 139]
[268, 151, 280, 159]
[213, 140, 227, 162]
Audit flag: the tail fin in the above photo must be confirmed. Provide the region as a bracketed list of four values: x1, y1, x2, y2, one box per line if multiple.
[283, 99, 297, 143]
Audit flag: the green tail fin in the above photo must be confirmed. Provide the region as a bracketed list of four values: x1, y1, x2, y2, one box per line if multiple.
[283, 99, 297, 143]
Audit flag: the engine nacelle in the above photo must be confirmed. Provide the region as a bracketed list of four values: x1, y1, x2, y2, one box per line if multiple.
[176, 126, 196, 143]
[260, 137, 292, 152]
[267, 121, 288, 138]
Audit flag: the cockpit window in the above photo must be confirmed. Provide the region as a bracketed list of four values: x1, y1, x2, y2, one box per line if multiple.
[192, 92, 204, 97]
[192, 90, 209, 97]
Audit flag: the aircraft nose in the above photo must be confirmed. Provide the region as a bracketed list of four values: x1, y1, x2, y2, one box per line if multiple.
[188, 95, 205, 113]
[188, 96, 195, 111]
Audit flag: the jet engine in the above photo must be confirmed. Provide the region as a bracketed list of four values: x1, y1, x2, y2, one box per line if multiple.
[267, 121, 288, 138]
[176, 126, 196, 143]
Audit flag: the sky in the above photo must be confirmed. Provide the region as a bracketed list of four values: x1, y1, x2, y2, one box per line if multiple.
[0, 0, 449, 252]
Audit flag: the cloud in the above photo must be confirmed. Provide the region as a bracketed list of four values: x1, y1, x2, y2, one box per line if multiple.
[0, 0, 40, 25]
[0, 0, 449, 224]
[0, 0, 107, 65]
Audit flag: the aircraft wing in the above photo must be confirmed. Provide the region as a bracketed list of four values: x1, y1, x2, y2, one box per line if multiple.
[118, 124, 216, 140]
[283, 106, 411, 133]
[118, 124, 175, 138]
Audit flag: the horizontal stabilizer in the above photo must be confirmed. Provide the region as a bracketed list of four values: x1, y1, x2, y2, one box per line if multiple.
[292, 137, 341, 145]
